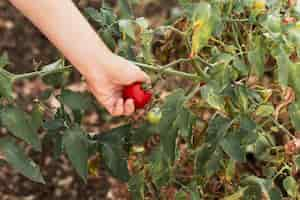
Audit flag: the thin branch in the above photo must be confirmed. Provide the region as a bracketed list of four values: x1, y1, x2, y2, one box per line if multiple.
[13, 65, 72, 81]
[158, 26, 186, 36]
[133, 62, 203, 81]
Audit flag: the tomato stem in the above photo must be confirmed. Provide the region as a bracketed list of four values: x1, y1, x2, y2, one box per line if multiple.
[134, 61, 204, 81]
[12, 65, 72, 81]
[133, 56, 212, 81]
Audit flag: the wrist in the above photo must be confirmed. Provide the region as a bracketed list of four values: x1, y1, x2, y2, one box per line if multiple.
[80, 50, 115, 82]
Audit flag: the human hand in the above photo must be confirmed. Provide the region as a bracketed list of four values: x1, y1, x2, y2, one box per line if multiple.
[85, 54, 150, 116]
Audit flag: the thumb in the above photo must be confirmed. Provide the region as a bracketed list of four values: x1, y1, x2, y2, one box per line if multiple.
[133, 69, 151, 84]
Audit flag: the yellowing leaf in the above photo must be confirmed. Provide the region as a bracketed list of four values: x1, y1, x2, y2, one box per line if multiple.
[190, 2, 214, 57]
[88, 155, 101, 177]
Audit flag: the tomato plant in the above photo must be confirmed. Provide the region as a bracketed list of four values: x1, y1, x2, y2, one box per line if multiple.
[1, 0, 300, 199]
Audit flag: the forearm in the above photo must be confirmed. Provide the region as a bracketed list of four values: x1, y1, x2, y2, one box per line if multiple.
[8, 0, 112, 77]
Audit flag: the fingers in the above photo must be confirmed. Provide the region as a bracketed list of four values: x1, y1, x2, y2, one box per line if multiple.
[111, 98, 135, 116]
[125, 61, 151, 84]
[111, 98, 124, 116]
[124, 99, 135, 116]
[135, 70, 151, 84]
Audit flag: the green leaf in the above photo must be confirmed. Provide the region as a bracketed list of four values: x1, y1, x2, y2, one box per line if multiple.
[118, 0, 133, 19]
[242, 176, 274, 200]
[288, 63, 300, 96]
[31, 104, 44, 132]
[85, 7, 117, 27]
[119, 19, 136, 40]
[174, 107, 197, 141]
[294, 155, 300, 171]
[85, 7, 103, 23]
[244, 184, 262, 200]
[221, 132, 246, 162]
[100, 29, 117, 50]
[251, 134, 274, 161]
[43, 119, 65, 131]
[175, 191, 187, 200]
[135, 17, 149, 30]
[100, 143, 129, 182]
[98, 125, 131, 182]
[233, 57, 249, 76]
[272, 46, 291, 87]
[206, 148, 223, 177]
[148, 146, 170, 187]
[225, 159, 236, 182]
[128, 173, 145, 200]
[262, 14, 281, 33]
[0, 68, 13, 99]
[40, 59, 63, 74]
[239, 115, 258, 144]
[41, 60, 71, 87]
[235, 85, 249, 112]
[268, 187, 282, 200]
[60, 90, 93, 111]
[158, 89, 185, 162]
[205, 115, 231, 146]
[131, 122, 157, 145]
[223, 187, 248, 200]
[288, 100, 300, 131]
[0, 52, 9, 68]
[210, 54, 235, 89]
[0, 136, 45, 183]
[139, 30, 154, 64]
[200, 83, 225, 111]
[63, 126, 88, 182]
[283, 176, 298, 198]
[287, 25, 300, 47]
[195, 143, 215, 176]
[51, 133, 63, 160]
[248, 35, 265, 78]
[0, 106, 41, 151]
[189, 182, 201, 200]
[255, 104, 275, 117]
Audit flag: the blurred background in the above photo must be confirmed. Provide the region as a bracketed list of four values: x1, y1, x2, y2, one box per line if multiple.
[0, 0, 175, 199]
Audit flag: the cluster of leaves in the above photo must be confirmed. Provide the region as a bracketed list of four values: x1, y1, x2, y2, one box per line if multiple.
[2, 0, 300, 199]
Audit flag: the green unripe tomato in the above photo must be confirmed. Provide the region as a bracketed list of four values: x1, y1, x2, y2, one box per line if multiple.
[147, 107, 162, 125]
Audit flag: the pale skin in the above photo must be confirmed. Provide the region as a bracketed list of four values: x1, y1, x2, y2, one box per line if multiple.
[8, 0, 150, 116]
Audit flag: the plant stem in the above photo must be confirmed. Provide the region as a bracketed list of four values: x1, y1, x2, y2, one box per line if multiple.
[269, 117, 296, 139]
[225, 18, 249, 22]
[162, 58, 191, 69]
[13, 65, 72, 81]
[210, 37, 226, 47]
[232, 22, 244, 59]
[185, 84, 201, 103]
[133, 62, 203, 81]
[193, 56, 215, 68]
[159, 26, 186, 36]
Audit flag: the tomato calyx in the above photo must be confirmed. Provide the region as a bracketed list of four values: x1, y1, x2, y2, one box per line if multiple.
[123, 82, 152, 109]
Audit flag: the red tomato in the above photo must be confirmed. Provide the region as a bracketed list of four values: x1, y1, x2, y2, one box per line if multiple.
[123, 82, 152, 109]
